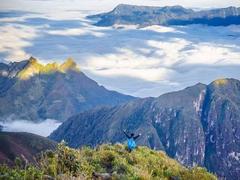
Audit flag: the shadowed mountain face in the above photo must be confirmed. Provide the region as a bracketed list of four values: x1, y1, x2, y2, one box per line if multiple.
[0, 132, 57, 166]
[88, 4, 240, 27]
[50, 78, 240, 179]
[0, 57, 135, 122]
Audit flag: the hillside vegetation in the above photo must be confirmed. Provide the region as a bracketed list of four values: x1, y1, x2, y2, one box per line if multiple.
[0, 142, 216, 179]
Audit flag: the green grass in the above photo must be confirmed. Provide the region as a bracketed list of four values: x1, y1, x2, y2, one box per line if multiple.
[0, 142, 217, 180]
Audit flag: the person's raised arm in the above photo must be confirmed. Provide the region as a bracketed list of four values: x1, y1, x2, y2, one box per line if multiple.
[134, 133, 141, 140]
[123, 129, 130, 138]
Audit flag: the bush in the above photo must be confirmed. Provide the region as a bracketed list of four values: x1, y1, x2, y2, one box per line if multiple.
[0, 143, 217, 180]
[0, 164, 43, 180]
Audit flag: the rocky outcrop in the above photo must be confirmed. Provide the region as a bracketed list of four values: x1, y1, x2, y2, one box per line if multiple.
[50, 78, 240, 179]
[0, 58, 135, 122]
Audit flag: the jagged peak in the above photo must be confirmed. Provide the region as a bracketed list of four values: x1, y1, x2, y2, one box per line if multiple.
[213, 78, 229, 86]
[27, 56, 44, 68]
[64, 57, 75, 65]
[17, 57, 80, 80]
[29, 56, 38, 64]
[60, 57, 79, 72]
[212, 78, 240, 87]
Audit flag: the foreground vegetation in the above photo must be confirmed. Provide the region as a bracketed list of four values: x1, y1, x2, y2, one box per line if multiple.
[0, 142, 216, 179]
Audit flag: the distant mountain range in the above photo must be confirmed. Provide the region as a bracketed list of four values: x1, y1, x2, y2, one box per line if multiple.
[88, 4, 240, 27]
[0, 132, 56, 166]
[50, 78, 240, 179]
[0, 57, 135, 122]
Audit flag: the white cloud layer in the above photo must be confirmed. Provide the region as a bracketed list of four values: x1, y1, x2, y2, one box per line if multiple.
[0, 119, 61, 137]
[0, 24, 38, 60]
[47, 28, 105, 37]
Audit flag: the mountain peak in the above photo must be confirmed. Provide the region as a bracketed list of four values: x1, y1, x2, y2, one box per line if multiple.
[17, 57, 44, 80]
[27, 56, 42, 68]
[0, 58, 135, 121]
[17, 57, 80, 80]
[60, 57, 79, 72]
[213, 78, 229, 86]
[115, 3, 129, 8]
[29, 56, 38, 64]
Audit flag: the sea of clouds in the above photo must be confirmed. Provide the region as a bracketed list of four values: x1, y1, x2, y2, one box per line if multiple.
[0, 9, 239, 97]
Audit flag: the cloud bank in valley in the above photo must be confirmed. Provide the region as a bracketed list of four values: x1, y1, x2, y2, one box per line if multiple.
[0, 119, 61, 137]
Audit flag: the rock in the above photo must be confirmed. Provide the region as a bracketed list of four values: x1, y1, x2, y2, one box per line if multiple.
[92, 172, 112, 180]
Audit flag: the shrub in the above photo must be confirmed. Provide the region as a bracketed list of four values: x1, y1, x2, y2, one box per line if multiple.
[0, 144, 217, 180]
